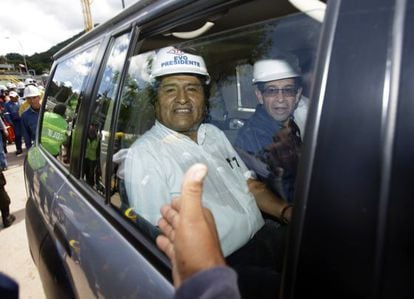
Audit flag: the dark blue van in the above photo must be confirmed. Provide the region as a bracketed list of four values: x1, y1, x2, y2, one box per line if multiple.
[24, 0, 414, 298]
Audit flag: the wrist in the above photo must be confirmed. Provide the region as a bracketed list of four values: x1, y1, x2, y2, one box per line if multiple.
[280, 204, 293, 224]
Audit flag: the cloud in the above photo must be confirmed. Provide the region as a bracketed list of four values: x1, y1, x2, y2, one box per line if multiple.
[0, 0, 136, 56]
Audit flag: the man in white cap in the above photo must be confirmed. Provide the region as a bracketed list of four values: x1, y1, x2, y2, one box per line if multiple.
[21, 85, 41, 149]
[235, 58, 308, 202]
[16, 81, 25, 98]
[4, 91, 23, 155]
[122, 47, 291, 299]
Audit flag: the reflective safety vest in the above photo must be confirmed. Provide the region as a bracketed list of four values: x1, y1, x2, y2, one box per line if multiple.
[85, 138, 98, 161]
[18, 100, 30, 117]
[27, 147, 46, 170]
[41, 112, 68, 156]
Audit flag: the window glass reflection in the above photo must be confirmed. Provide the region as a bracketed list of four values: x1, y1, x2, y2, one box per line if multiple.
[40, 46, 99, 165]
[82, 33, 131, 194]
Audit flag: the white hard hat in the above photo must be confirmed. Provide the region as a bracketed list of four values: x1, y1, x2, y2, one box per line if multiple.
[24, 78, 36, 86]
[9, 91, 18, 98]
[24, 85, 40, 98]
[16, 82, 25, 89]
[252, 59, 300, 83]
[6, 82, 16, 90]
[0, 85, 6, 91]
[150, 47, 210, 83]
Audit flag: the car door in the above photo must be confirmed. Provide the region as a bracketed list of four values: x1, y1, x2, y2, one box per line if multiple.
[26, 40, 103, 298]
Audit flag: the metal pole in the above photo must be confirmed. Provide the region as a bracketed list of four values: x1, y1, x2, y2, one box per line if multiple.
[121, 0, 125, 9]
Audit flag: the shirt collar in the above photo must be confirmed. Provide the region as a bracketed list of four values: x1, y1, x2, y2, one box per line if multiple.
[155, 120, 206, 144]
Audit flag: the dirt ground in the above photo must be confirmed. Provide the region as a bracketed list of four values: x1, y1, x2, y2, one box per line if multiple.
[0, 144, 45, 299]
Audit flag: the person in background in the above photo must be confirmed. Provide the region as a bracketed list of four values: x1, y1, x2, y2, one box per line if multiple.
[5, 82, 16, 93]
[235, 58, 307, 203]
[0, 86, 8, 115]
[16, 81, 25, 98]
[84, 124, 99, 187]
[0, 118, 8, 170]
[0, 168, 15, 228]
[40, 103, 68, 157]
[21, 85, 41, 150]
[18, 79, 38, 117]
[4, 91, 23, 155]
[0, 86, 9, 155]
[157, 163, 241, 299]
[0, 272, 18, 298]
[0, 85, 7, 99]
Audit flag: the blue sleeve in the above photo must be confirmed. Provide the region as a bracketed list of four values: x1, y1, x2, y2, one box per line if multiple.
[234, 125, 264, 155]
[175, 267, 241, 299]
[3, 104, 12, 124]
[21, 115, 32, 149]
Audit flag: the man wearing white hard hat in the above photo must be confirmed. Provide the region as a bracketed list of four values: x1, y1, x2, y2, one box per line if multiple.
[6, 82, 16, 92]
[4, 91, 23, 155]
[21, 85, 41, 150]
[24, 78, 37, 86]
[122, 47, 290, 299]
[235, 58, 308, 203]
[16, 82, 25, 98]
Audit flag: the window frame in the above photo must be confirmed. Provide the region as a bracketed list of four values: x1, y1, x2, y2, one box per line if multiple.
[78, 30, 133, 198]
[38, 39, 104, 175]
[103, 5, 324, 278]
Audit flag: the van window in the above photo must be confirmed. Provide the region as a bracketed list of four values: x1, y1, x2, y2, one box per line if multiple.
[109, 49, 159, 238]
[40, 45, 99, 166]
[81, 32, 131, 194]
[110, 12, 322, 239]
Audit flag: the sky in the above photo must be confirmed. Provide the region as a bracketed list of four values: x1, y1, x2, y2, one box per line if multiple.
[0, 0, 138, 56]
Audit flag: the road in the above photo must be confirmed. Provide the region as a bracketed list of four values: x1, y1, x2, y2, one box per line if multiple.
[0, 144, 45, 299]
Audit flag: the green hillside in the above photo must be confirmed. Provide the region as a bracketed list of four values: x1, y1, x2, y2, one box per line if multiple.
[1, 31, 85, 76]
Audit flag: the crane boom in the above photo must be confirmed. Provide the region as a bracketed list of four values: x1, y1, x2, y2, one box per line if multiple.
[80, 0, 93, 32]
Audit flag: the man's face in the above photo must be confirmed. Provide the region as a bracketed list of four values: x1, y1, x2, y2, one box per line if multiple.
[156, 75, 206, 138]
[27, 96, 41, 110]
[256, 78, 302, 122]
[10, 96, 18, 102]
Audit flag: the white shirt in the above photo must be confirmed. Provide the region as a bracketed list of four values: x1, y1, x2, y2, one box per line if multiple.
[294, 95, 309, 136]
[123, 121, 264, 256]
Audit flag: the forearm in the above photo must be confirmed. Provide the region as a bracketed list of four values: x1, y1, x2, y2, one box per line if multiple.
[247, 179, 292, 222]
[0, 118, 6, 131]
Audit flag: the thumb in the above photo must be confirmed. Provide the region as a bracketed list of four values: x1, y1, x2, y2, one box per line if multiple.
[180, 163, 208, 220]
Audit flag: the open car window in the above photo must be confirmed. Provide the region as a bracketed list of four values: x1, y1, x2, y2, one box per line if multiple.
[110, 10, 322, 240]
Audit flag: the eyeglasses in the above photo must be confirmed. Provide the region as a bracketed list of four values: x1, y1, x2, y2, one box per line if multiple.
[261, 87, 297, 98]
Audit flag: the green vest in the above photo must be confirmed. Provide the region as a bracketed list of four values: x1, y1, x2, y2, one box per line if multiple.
[41, 112, 68, 156]
[85, 138, 98, 161]
[27, 147, 46, 170]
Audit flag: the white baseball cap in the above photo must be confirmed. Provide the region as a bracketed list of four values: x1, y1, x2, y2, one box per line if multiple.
[9, 91, 18, 98]
[24, 85, 41, 98]
[150, 47, 210, 83]
[252, 59, 300, 83]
